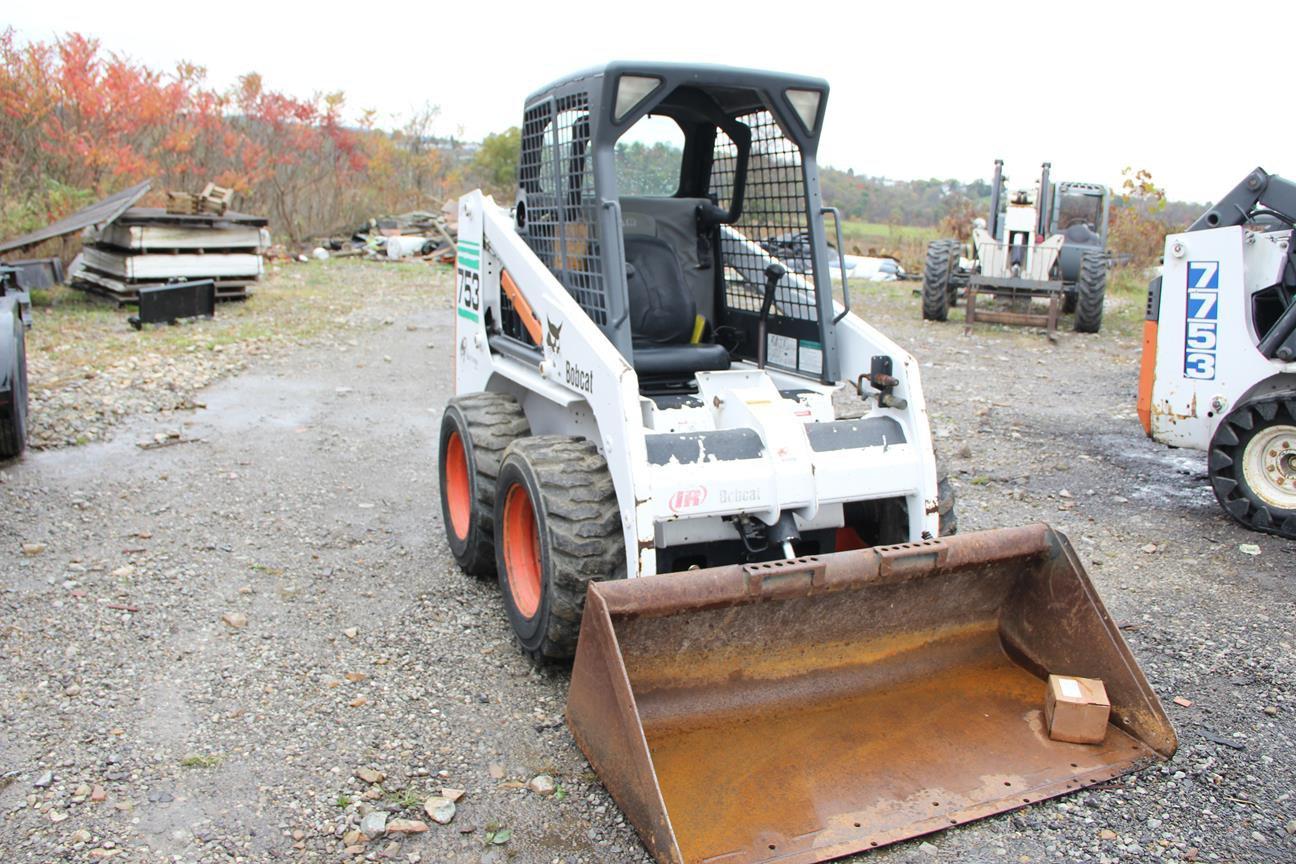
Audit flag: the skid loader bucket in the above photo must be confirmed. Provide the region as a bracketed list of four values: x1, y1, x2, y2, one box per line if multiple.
[567, 524, 1176, 864]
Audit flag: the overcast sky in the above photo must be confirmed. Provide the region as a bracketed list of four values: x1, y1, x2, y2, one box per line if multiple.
[8, 2, 1287, 204]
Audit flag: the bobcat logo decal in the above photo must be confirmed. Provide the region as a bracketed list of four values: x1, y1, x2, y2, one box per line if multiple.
[546, 318, 562, 355]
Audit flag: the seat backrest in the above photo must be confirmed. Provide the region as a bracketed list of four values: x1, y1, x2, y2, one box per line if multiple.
[624, 236, 695, 345]
[1063, 222, 1099, 247]
[620, 196, 715, 322]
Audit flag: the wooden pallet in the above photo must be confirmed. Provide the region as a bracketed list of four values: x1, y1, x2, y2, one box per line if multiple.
[73, 268, 252, 304]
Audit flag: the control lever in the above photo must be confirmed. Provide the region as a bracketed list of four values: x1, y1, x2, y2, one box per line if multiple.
[757, 263, 786, 368]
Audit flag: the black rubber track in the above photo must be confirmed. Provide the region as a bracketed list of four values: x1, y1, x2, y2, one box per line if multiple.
[439, 392, 529, 575]
[922, 240, 959, 321]
[0, 325, 29, 460]
[1207, 394, 1296, 540]
[1072, 252, 1107, 333]
[494, 436, 624, 663]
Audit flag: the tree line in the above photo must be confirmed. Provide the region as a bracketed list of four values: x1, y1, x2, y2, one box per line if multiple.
[0, 29, 515, 243]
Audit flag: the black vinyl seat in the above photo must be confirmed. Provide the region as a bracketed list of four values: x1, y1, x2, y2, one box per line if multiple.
[624, 236, 730, 377]
[1063, 223, 1100, 246]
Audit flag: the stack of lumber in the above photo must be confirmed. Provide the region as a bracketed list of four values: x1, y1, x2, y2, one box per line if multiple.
[74, 208, 269, 303]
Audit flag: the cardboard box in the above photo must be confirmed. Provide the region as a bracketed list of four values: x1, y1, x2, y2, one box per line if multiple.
[1045, 675, 1111, 744]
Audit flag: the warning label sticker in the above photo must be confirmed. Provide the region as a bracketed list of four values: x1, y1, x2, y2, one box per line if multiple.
[798, 340, 823, 375]
[766, 333, 796, 369]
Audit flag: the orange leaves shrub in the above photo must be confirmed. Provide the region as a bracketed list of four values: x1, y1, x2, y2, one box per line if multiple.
[1107, 167, 1181, 269]
[0, 28, 372, 241]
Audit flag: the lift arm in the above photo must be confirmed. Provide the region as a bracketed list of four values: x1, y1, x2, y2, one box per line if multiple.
[1189, 168, 1296, 232]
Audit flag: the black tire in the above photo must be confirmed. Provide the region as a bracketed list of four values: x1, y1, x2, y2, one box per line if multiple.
[494, 437, 624, 663]
[0, 324, 29, 460]
[948, 265, 967, 308]
[922, 240, 959, 321]
[438, 392, 529, 576]
[937, 470, 958, 537]
[1062, 289, 1078, 315]
[1072, 252, 1107, 333]
[1207, 395, 1296, 540]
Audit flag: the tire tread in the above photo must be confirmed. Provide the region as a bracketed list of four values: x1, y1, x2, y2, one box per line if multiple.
[501, 436, 623, 662]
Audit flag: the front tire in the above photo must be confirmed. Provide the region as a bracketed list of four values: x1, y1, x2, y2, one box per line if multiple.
[438, 393, 529, 576]
[1208, 395, 1296, 539]
[494, 437, 623, 663]
[922, 240, 959, 322]
[1072, 252, 1107, 333]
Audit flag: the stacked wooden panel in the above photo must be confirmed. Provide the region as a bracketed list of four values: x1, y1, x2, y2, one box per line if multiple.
[75, 208, 269, 302]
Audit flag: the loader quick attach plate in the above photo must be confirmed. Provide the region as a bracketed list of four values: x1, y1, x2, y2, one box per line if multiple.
[566, 524, 1175, 864]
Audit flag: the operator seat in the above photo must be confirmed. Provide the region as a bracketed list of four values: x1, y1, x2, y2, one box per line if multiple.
[624, 235, 730, 377]
[1063, 223, 1100, 247]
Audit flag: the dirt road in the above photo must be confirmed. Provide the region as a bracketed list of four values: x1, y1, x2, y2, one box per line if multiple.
[1, 269, 1292, 863]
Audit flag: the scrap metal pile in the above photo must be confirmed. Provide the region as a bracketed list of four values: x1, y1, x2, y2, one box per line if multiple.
[309, 203, 457, 263]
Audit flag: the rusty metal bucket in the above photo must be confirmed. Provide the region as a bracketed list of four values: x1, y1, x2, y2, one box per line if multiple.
[566, 524, 1176, 864]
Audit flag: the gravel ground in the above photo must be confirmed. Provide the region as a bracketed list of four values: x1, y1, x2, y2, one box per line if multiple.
[0, 271, 1292, 864]
[23, 260, 433, 450]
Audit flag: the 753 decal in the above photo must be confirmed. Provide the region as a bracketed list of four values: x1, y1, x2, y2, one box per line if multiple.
[457, 266, 481, 319]
[1183, 261, 1218, 380]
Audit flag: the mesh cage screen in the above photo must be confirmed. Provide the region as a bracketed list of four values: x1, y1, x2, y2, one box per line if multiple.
[516, 94, 607, 328]
[711, 110, 817, 323]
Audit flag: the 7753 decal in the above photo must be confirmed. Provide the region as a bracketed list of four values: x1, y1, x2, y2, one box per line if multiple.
[1183, 261, 1218, 381]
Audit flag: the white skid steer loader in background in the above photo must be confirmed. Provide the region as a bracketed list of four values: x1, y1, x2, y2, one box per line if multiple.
[1139, 167, 1296, 539]
[438, 63, 1174, 864]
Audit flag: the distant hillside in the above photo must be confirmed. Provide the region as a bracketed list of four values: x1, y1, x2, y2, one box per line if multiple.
[818, 166, 1206, 230]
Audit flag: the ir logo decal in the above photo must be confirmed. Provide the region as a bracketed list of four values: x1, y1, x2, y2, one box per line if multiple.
[1184, 261, 1219, 381]
[668, 486, 707, 513]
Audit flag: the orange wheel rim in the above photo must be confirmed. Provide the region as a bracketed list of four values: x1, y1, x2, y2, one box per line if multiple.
[502, 483, 542, 618]
[445, 431, 471, 541]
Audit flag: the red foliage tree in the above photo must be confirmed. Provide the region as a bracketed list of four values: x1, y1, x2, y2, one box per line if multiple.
[0, 28, 372, 241]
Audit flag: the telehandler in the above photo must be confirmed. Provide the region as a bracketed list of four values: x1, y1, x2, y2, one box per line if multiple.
[1139, 167, 1296, 539]
[924, 160, 1110, 333]
[439, 63, 1174, 863]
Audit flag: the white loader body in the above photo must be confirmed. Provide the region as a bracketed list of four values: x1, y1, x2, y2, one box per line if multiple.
[454, 191, 939, 580]
[1144, 224, 1296, 449]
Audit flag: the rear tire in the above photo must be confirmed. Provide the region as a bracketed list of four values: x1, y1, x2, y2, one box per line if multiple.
[1072, 252, 1107, 333]
[1208, 395, 1296, 539]
[438, 392, 529, 576]
[494, 437, 624, 663]
[922, 240, 959, 321]
[0, 325, 29, 460]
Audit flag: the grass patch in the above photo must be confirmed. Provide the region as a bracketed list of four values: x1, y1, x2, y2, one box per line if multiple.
[24, 259, 454, 449]
[27, 259, 452, 380]
[1101, 265, 1156, 339]
[384, 788, 423, 809]
[180, 753, 222, 769]
[835, 220, 937, 271]
[840, 221, 939, 243]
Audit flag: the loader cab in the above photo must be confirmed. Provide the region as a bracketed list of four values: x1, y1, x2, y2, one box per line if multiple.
[511, 62, 837, 392]
[1049, 181, 1109, 284]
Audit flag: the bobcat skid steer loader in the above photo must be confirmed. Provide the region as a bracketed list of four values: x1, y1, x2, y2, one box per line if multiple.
[1139, 167, 1296, 539]
[438, 63, 1174, 864]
